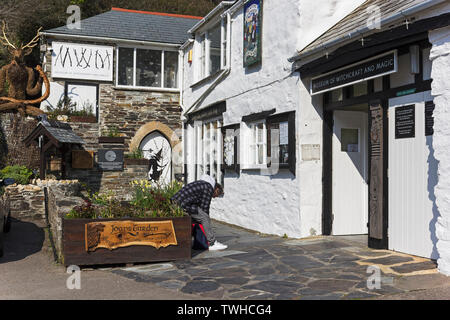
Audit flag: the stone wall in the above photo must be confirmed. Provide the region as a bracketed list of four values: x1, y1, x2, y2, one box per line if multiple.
[429, 26, 450, 276]
[4, 180, 81, 227]
[0, 113, 40, 170]
[46, 183, 84, 263]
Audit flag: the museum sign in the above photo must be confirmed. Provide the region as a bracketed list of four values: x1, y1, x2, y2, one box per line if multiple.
[311, 50, 398, 95]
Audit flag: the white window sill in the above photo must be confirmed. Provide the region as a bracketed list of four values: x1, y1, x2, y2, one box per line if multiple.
[113, 85, 180, 93]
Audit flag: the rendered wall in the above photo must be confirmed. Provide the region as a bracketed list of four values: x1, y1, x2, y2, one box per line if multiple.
[183, 0, 362, 238]
[429, 25, 450, 275]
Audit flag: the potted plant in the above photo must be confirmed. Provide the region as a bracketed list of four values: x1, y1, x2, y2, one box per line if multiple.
[124, 148, 150, 166]
[47, 97, 97, 123]
[99, 126, 125, 144]
[62, 181, 191, 266]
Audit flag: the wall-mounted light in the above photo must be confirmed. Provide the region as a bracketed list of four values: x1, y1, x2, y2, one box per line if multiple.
[410, 45, 420, 74]
[188, 50, 193, 64]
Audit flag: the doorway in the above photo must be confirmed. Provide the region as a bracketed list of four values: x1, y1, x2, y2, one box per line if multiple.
[332, 105, 369, 235]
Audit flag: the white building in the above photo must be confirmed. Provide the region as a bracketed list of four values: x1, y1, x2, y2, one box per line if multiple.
[181, 0, 450, 275]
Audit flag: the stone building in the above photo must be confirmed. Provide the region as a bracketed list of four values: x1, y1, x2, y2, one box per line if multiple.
[181, 0, 450, 275]
[40, 8, 202, 193]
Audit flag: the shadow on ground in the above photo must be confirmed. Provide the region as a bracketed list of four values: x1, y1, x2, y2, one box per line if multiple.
[0, 218, 44, 264]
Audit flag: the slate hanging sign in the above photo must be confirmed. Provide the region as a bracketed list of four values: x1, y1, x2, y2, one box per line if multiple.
[311, 50, 398, 95]
[425, 101, 435, 136]
[395, 105, 415, 139]
[98, 149, 124, 171]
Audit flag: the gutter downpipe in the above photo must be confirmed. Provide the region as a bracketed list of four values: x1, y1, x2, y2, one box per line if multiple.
[288, 0, 446, 64]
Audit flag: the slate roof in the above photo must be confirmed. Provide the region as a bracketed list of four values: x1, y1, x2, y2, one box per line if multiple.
[24, 119, 85, 146]
[45, 8, 202, 45]
[41, 121, 86, 145]
[296, 0, 438, 59]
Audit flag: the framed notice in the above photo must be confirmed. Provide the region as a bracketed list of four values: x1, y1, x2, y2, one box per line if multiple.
[243, 0, 262, 67]
[425, 101, 435, 136]
[395, 105, 415, 139]
[98, 149, 124, 171]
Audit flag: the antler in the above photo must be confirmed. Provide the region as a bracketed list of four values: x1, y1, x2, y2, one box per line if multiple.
[21, 26, 42, 50]
[0, 20, 16, 49]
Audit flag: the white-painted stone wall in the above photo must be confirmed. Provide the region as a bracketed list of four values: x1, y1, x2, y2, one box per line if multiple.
[429, 26, 450, 276]
[182, 0, 361, 238]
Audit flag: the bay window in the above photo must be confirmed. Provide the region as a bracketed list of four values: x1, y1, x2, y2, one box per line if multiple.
[117, 47, 179, 89]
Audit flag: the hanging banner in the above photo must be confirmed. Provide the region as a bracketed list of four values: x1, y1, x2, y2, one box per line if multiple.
[85, 220, 178, 252]
[311, 50, 398, 95]
[51, 42, 113, 81]
[243, 0, 262, 67]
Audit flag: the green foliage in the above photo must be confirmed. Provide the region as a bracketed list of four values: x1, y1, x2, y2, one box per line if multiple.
[66, 180, 185, 219]
[125, 148, 144, 159]
[46, 96, 95, 119]
[0, 165, 33, 185]
[101, 125, 120, 137]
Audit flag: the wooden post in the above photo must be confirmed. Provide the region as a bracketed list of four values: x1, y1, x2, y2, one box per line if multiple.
[368, 100, 388, 249]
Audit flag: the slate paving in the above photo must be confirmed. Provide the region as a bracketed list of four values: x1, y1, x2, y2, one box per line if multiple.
[111, 220, 447, 300]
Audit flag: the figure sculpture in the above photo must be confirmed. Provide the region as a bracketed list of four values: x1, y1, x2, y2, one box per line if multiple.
[0, 21, 49, 117]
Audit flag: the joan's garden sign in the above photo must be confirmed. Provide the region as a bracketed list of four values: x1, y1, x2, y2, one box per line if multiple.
[243, 0, 262, 67]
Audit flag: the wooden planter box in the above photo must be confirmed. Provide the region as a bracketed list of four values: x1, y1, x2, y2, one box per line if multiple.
[62, 216, 191, 267]
[98, 136, 125, 144]
[124, 158, 150, 166]
[69, 115, 97, 123]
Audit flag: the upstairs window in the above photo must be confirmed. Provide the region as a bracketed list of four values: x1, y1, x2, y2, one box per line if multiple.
[196, 18, 227, 82]
[117, 47, 178, 89]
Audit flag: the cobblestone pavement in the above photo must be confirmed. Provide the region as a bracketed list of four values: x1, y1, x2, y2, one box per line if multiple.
[111, 221, 449, 300]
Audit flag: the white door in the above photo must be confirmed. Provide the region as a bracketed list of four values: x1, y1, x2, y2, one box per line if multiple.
[332, 111, 368, 235]
[388, 91, 438, 259]
[140, 132, 172, 185]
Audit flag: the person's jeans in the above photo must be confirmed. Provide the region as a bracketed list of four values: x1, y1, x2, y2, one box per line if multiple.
[189, 208, 216, 245]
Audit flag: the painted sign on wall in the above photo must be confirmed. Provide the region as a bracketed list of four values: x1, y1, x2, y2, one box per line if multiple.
[243, 0, 262, 67]
[311, 50, 398, 95]
[51, 42, 113, 81]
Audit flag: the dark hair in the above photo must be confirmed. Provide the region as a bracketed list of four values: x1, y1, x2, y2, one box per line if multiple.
[214, 183, 224, 195]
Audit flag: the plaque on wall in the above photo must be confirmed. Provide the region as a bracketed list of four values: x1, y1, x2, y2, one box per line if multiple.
[98, 149, 124, 171]
[425, 101, 435, 136]
[395, 105, 415, 139]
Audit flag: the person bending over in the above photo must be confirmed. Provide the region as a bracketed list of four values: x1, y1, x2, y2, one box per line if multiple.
[171, 174, 227, 251]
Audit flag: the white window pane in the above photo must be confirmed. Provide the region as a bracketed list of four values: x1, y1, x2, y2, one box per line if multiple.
[66, 84, 97, 116]
[136, 49, 161, 87]
[164, 51, 178, 88]
[209, 23, 221, 75]
[118, 48, 134, 86]
[258, 145, 264, 164]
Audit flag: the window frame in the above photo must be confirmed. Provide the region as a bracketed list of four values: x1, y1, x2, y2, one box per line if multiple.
[115, 45, 180, 91]
[195, 17, 228, 83]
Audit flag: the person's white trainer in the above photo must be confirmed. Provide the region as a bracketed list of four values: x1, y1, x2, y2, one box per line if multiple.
[209, 241, 228, 251]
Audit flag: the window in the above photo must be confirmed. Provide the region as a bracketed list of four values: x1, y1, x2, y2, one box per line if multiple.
[117, 47, 178, 89]
[249, 121, 267, 166]
[196, 19, 227, 81]
[194, 120, 223, 183]
[241, 111, 296, 174]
